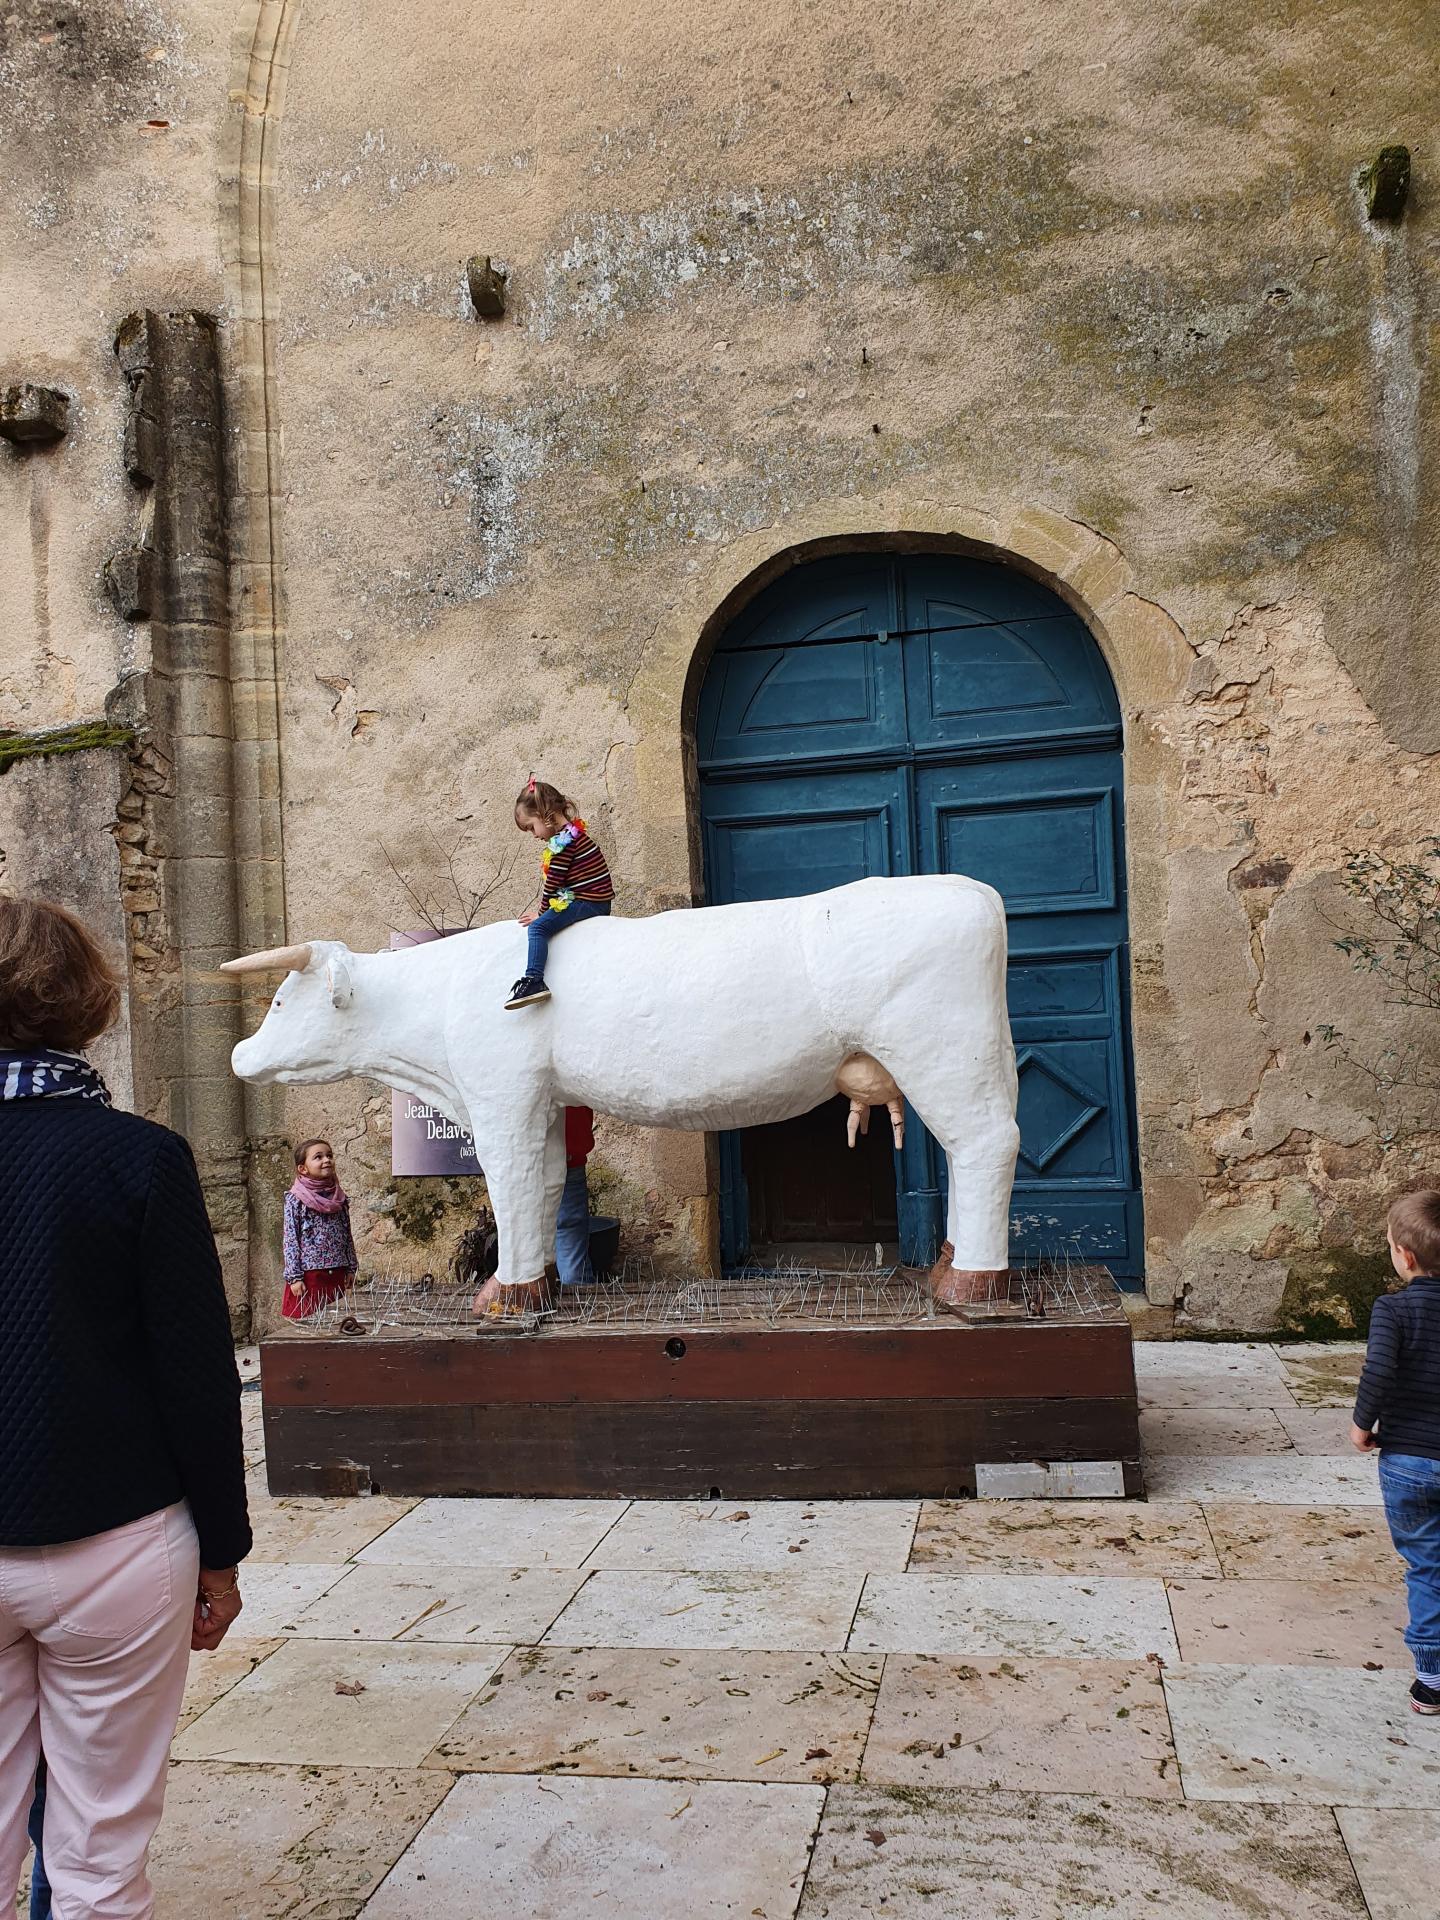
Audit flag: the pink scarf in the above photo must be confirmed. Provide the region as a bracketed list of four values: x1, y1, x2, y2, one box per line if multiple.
[289, 1172, 348, 1215]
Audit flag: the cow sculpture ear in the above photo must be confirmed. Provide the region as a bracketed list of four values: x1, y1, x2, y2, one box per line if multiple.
[326, 951, 353, 1009]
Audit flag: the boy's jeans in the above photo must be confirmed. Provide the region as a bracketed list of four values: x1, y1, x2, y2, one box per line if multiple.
[556, 1166, 594, 1288]
[1379, 1452, 1440, 1677]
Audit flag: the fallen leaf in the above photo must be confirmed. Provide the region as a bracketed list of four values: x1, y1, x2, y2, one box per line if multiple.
[726, 1511, 751, 1522]
[1146, 1652, 1166, 1668]
[333, 1680, 365, 1697]
[804, 1747, 831, 1760]
[669, 1795, 692, 1820]
[787, 1544, 802, 1554]
[587, 1690, 612, 1701]
[753, 1748, 786, 1767]
[1363, 1662, 1383, 1672]
[865, 1828, 887, 1847]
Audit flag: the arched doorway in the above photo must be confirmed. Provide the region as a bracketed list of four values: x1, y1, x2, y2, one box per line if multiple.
[696, 550, 1143, 1277]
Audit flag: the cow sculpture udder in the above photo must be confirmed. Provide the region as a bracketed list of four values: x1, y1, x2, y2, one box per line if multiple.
[225, 875, 1020, 1298]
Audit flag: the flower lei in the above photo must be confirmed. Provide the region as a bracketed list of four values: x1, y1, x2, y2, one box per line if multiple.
[541, 818, 585, 914]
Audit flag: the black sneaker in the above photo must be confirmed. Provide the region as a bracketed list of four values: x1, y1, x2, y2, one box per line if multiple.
[1411, 1679, 1440, 1715]
[504, 975, 551, 1010]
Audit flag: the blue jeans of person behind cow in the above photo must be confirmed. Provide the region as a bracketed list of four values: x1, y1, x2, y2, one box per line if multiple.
[556, 1164, 595, 1288]
[526, 898, 611, 980]
[1379, 1451, 1440, 1679]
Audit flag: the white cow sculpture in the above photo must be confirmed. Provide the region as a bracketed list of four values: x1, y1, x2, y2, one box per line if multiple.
[225, 875, 1020, 1309]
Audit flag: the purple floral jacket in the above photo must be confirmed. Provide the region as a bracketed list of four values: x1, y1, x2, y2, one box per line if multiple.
[282, 1191, 358, 1281]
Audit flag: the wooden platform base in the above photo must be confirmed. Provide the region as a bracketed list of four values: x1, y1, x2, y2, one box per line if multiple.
[261, 1304, 1143, 1500]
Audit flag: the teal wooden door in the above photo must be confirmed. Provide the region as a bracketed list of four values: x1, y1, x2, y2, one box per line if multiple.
[697, 553, 1143, 1276]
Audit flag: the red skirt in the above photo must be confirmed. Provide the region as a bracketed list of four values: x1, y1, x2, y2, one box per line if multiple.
[282, 1267, 353, 1320]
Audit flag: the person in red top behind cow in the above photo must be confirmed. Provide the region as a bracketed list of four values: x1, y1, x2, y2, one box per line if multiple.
[505, 778, 614, 1010]
[556, 1106, 597, 1287]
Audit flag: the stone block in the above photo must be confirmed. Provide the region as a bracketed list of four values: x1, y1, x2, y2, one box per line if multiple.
[104, 546, 154, 621]
[0, 382, 69, 444]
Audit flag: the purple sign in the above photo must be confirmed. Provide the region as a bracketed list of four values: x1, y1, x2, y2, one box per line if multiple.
[389, 930, 482, 1177]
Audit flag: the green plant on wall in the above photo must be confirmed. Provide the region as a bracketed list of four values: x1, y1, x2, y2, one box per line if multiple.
[1319, 839, 1440, 1128]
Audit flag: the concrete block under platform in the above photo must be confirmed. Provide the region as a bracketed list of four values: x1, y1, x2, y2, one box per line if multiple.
[261, 1269, 1143, 1502]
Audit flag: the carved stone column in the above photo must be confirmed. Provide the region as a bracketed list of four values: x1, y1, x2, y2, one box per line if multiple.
[113, 309, 250, 1330]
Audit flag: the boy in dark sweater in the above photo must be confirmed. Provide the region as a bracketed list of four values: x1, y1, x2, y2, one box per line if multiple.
[1351, 1190, 1440, 1714]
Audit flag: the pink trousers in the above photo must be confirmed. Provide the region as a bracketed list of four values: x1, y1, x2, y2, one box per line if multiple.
[0, 1503, 198, 1919]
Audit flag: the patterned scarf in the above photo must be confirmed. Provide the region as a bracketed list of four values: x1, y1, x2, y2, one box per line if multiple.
[0, 1049, 111, 1106]
[540, 817, 585, 914]
[289, 1172, 349, 1215]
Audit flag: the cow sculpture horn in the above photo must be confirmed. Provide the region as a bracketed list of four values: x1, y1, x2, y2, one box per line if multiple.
[220, 942, 314, 975]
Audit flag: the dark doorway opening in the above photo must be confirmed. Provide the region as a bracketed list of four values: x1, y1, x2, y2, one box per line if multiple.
[741, 1094, 900, 1253]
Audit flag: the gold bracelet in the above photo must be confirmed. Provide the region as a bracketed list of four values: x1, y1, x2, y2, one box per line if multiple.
[199, 1572, 240, 1600]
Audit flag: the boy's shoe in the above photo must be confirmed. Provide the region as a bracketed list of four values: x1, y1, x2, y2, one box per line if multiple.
[505, 976, 551, 1010]
[1411, 1679, 1440, 1715]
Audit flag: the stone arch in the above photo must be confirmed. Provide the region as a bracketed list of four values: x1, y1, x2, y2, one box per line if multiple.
[627, 498, 1193, 1291]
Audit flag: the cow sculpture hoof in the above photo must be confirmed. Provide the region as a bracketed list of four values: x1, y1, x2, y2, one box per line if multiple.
[472, 1275, 553, 1317]
[928, 1243, 1008, 1314]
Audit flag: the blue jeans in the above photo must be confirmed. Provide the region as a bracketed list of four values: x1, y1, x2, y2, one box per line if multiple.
[526, 898, 610, 980]
[556, 1164, 595, 1287]
[1379, 1452, 1440, 1677]
[29, 1762, 50, 1920]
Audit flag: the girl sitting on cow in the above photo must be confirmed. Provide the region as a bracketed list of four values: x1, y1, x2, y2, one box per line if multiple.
[282, 1137, 358, 1319]
[506, 778, 614, 1010]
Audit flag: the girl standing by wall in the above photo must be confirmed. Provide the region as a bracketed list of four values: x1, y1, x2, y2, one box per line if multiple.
[282, 1139, 357, 1319]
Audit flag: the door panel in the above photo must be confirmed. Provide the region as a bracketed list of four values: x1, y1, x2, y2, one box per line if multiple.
[698, 563, 906, 768]
[916, 755, 1139, 1272]
[702, 767, 912, 905]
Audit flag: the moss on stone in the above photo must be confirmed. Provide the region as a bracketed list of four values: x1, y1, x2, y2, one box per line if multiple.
[388, 1176, 473, 1245]
[1277, 1247, 1394, 1340]
[0, 720, 137, 778]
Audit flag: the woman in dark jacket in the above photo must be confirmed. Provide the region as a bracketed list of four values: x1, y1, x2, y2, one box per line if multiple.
[0, 896, 251, 1917]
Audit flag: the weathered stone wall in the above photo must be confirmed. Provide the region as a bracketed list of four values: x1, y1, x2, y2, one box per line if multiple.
[2, 0, 1436, 1329]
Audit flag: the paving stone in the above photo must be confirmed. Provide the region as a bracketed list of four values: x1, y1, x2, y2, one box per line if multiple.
[1133, 1343, 1297, 1409]
[911, 1499, 1221, 1577]
[244, 1483, 418, 1563]
[1164, 1662, 1440, 1806]
[1205, 1505, 1403, 1582]
[585, 1499, 919, 1571]
[178, 1637, 284, 1730]
[862, 1655, 1179, 1799]
[796, 1783, 1367, 1918]
[284, 1564, 587, 1642]
[1334, 1808, 1440, 1920]
[850, 1574, 1179, 1661]
[426, 1646, 882, 1783]
[543, 1569, 862, 1651]
[230, 1562, 350, 1633]
[364, 1772, 825, 1920]
[1275, 1406, 1359, 1454]
[1167, 1578, 1408, 1666]
[1274, 1345, 1366, 1408]
[1140, 1408, 1294, 1455]
[356, 1497, 629, 1567]
[149, 1763, 452, 1919]
[1145, 1455, 1382, 1504]
[173, 1638, 507, 1767]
